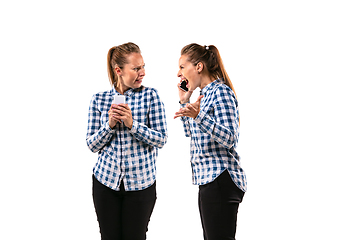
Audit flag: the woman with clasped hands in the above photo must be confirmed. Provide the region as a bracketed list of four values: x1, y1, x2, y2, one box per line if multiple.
[86, 42, 168, 240]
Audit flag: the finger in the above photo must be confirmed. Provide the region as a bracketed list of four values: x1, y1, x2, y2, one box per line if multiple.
[111, 108, 123, 116]
[196, 95, 204, 103]
[111, 111, 121, 118]
[180, 107, 191, 114]
[174, 109, 185, 115]
[111, 104, 121, 110]
[187, 104, 197, 112]
[109, 110, 119, 118]
[174, 112, 184, 119]
[118, 115, 131, 123]
[110, 114, 122, 122]
[192, 95, 203, 108]
[119, 103, 130, 110]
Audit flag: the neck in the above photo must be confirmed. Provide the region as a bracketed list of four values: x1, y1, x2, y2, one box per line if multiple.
[115, 82, 129, 95]
[200, 75, 215, 90]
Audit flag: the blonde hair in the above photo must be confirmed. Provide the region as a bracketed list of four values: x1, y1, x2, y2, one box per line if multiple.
[107, 42, 141, 86]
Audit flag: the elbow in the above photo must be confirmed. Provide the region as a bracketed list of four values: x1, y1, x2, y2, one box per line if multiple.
[224, 140, 234, 149]
[226, 135, 239, 149]
[157, 134, 168, 149]
[86, 139, 99, 153]
[220, 134, 236, 149]
[89, 147, 99, 153]
[161, 135, 168, 149]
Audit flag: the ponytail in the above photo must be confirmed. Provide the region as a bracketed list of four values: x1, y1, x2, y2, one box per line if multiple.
[107, 47, 117, 86]
[107, 42, 141, 87]
[208, 45, 237, 99]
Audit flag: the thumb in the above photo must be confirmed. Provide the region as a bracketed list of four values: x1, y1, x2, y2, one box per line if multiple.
[194, 95, 203, 107]
[196, 95, 204, 103]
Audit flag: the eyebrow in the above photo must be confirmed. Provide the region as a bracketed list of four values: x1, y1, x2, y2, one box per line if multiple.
[132, 63, 145, 69]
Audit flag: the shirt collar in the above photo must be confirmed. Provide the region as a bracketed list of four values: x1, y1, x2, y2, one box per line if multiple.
[111, 86, 144, 96]
[200, 78, 223, 96]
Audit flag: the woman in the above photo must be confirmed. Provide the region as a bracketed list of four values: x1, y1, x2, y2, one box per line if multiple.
[86, 42, 168, 240]
[174, 43, 247, 240]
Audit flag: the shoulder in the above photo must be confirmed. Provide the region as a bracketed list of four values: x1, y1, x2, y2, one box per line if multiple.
[92, 89, 112, 98]
[90, 89, 113, 105]
[214, 83, 233, 95]
[138, 86, 162, 99]
[142, 86, 159, 94]
[213, 83, 237, 106]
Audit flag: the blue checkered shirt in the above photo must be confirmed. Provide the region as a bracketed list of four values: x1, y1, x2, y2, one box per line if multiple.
[86, 86, 168, 191]
[180, 79, 247, 192]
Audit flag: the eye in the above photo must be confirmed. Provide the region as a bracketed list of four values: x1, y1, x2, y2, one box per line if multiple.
[133, 64, 145, 72]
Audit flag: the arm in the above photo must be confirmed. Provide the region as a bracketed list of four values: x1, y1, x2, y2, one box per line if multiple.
[129, 90, 168, 148]
[194, 90, 239, 149]
[179, 103, 191, 137]
[86, 95, 115, 153]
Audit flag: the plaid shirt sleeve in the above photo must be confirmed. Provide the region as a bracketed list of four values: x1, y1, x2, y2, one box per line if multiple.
[129, 89, 168, 148]
[86, 94, 115, 153]
[180, 103, 191, 137]
[194, 86, 239, 149]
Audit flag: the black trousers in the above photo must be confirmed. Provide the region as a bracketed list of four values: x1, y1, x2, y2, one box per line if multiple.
[92, 175, 156, 240]
[198, 170, 245, 240]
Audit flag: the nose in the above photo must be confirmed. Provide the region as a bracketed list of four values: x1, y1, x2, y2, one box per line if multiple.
[139, 67, 145, 77]
[177, 69, 182, 78]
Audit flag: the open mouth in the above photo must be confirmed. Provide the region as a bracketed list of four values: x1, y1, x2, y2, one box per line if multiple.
[180, 79, 189, 91]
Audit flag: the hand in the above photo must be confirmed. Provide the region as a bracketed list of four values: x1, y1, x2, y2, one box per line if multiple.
[108, 104, 119, 129]
[174, 95, 203, 119]
[108, 104, 133, 129]
[178, 80, 194, 104]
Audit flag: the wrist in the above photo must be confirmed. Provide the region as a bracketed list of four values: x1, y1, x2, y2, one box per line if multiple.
[127, 119, 133, 130]
[109, 121, 116, 129]
[179, 99, 189, 104]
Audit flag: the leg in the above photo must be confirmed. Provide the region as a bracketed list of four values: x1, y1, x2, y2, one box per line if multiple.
[121, 182, 157, 240]
[92, 175, 122, 240]
[198, 171, 245, 240]
[198, 190, 208, 240]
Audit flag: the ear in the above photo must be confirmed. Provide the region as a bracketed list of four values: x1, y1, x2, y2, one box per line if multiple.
[114, 65, 122, 76]
[196, 62, 203, 73]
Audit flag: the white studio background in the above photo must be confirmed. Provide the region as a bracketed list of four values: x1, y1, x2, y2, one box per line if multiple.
[1, 0, 359, 239]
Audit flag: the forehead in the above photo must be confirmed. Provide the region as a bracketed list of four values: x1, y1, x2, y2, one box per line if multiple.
[179, 55, 189, 65]
[126, 53, 144, 66]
